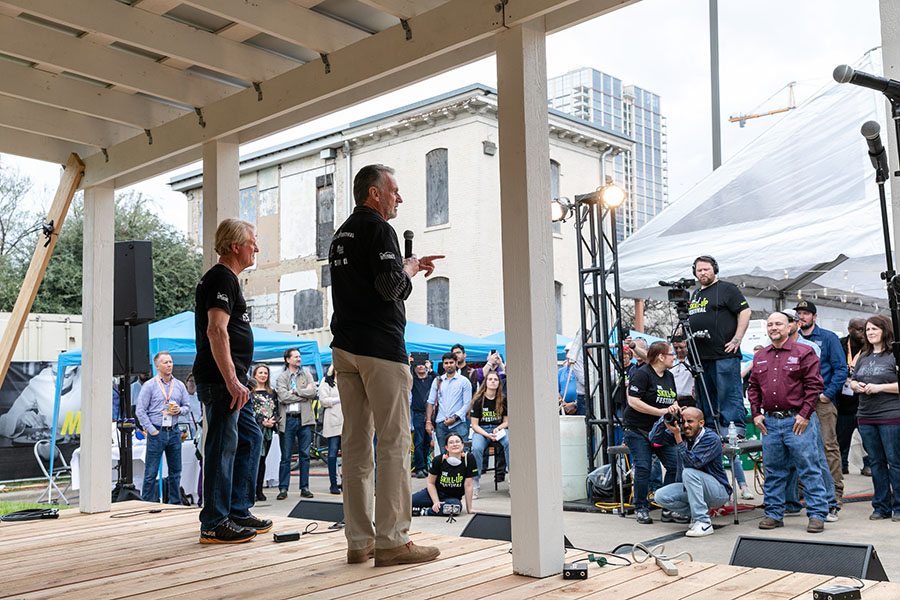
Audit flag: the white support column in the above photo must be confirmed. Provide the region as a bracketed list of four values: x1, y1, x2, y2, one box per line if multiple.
[201, 138, 240, 270]
[880, 0, 900, 263]
[496, 17, 564, 578]
[80, 183, 115, 514]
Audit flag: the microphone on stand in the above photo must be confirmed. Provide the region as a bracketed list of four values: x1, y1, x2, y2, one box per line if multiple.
[404, 230, 414, 259]
[861, 121, 890, 176]
[833, 64, 900, 101]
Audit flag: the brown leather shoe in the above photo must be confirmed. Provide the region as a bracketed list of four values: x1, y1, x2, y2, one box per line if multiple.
[347, 542, 375, 564]
[374, 541, 440, 567]
[807, 518, 825, 533]
[758, 517, 784, 530]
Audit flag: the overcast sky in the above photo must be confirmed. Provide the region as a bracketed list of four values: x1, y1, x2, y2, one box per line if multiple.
[2, 0, 883, 232]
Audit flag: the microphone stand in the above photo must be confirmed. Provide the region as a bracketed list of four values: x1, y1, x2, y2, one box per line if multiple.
[874, 98, 900, 374]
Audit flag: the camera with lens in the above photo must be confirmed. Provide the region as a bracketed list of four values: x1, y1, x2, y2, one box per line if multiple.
[663, 412, 684, 427]
[658, 277, 696, 304]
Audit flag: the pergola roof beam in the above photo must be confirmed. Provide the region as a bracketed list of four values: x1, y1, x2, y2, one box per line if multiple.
[0, 60, 188, 129]
[356, 0, 446, 19]
[182, 0, 369, 54]
[0, 14, 238, 107]
[0, 125, 95, 165]
[0, 0, 299, 83]
[0, 94, 140, 148]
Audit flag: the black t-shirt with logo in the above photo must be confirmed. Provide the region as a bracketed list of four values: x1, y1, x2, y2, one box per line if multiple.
[475, 396, 507, 427]
[688, 280, 748, 361]
[329, 207, 407, 364]
[624, 363, 678, 432]
[429, 453, 479, 500]
[193, 264, 254, 386]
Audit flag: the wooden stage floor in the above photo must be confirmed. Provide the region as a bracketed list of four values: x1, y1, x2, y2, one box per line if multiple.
[2, 501, 898, 599]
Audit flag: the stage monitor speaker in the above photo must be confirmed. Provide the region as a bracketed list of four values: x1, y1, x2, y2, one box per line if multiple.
[288, 499, 344, 523]
[459, 512, 573, 548]
[113, 323, 150, 376]
[114, 241, 155, 325]
[729, 536, 888, 582]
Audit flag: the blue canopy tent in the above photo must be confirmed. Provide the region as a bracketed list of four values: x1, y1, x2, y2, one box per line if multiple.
[318, 321, 498, 365]
[483, 331, 572, 361]
[46, 312, 323, 492]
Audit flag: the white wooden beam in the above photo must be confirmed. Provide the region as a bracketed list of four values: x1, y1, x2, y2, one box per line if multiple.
[201, 139, 240, 270]
[0, 125, 95, 165]
[542, 0, 642, 34]
[80, 182, 115, 514]
[134, 0, 181, 12]
[496, 17, 563, 578]
[0, 95, 140, 148]
[0, 14, 238, 107]
[0, 61, 187, 129]
[356, 0, 445, 19]
[0, 0, 299, 83]
[183, 0, 368, 54]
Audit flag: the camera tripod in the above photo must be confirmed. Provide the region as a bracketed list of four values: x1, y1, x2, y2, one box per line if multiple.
[669, 315, 724, 437]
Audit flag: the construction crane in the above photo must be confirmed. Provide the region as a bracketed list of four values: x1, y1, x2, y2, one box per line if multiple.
[729, 82, 796, 128]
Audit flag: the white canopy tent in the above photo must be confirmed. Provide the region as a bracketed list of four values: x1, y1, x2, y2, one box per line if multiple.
[616, 49, 892, 327]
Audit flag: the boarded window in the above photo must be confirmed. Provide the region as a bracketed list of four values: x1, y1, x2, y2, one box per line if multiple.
[294, 289, 323, 331]
[555, 281, 563, 335]
[316, 173, 334, 259]
[426, 148, 449, 226]
[551, 160, 561, 234]
[239, 186, 258, 228]
[427, 277, 450, 330]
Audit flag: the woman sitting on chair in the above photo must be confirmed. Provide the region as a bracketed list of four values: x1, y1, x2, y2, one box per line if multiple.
[469, 371, 509, 498]
[411, 432, 477, 515]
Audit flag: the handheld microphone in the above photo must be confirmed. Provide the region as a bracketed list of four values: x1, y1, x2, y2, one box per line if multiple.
[861, 120, 890, 176]
[833, 64, 900, 101]
[403, 230, 414, 259]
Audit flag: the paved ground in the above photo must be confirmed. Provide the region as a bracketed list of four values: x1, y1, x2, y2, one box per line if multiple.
[7, 461, 898, 581]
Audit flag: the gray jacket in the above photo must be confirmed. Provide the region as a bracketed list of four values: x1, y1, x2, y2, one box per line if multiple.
[275, 366, 317, 431]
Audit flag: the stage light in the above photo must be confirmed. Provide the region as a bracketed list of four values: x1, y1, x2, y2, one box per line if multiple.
[600, 183, 626, 208]
[550, 197, 574, 223]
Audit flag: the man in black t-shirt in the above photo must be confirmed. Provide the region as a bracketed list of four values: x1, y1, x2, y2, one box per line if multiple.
[687, 255, 751, 436]
[330, 164, 443, 567]
[409, 360, 436, 478]
[194, 219, 270, 545]
[837, 318, 869, 475]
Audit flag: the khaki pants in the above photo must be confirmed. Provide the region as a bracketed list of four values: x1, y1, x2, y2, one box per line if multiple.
[333, 347, 413, 550]
[816, 399, 843, 502]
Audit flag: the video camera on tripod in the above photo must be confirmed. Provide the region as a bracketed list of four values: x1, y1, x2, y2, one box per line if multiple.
[659, 277, 696, 318]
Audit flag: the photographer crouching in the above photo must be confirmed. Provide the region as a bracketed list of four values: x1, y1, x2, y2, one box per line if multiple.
[650, 406, 732, 538]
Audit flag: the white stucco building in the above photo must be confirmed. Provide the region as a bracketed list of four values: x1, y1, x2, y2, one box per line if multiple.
[171, 84, 632, 345]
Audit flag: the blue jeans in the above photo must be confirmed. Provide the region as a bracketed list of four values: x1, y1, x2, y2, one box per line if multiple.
[279, 415, 312, 491]
[623, 430, 678, 510]
[327, 435, 341, 488]
[858, 423, 900, 517]
[197, 383, 263, 531]
[837, 414, 871, 470]
[575, 394, 586, 416]
[760, 413, 829, 520]
[411, 410, 429, 472]
[141, 428, 182, 504]
[654, 468, 731, 524]
[697, 357, 746, 436]
[470, 425, 510, 481]
[785, 424, 837, 512]
[411, 487, 462, 516]
[434, 419, 469, 457]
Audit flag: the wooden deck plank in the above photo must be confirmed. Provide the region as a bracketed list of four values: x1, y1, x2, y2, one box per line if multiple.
[628, 564, 752, 600]
[680, 568, 792, 600]
[732, 571, 832, 599]
[578, 560, 716, 599]
[785, 577, 878, 600]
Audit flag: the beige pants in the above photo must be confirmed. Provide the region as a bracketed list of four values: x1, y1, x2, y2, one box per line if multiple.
[816, 399, 843, 502]
[333, 347, 413, 550]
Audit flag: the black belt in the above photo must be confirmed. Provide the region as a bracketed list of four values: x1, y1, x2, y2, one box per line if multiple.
[286, 413, 302, 417]
[763, 409, 799, 419]
[157, 425, 174, 431]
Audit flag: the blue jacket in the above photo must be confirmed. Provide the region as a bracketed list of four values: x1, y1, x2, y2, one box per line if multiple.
[801, 324, 850, 402]
[650, 417, 732, 495]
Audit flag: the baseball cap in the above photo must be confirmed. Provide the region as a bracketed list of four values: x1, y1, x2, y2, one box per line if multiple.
[781, 309, 799, 322]
[793, 300, 817, 314]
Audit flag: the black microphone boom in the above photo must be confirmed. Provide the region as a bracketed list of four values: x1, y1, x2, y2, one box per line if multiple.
[403, 230, 414, 259]
[861, 121, 890, 178]
[833, 64, 900, 101]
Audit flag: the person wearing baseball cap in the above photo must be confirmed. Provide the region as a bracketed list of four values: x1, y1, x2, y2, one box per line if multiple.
[793, 299, 848, 519]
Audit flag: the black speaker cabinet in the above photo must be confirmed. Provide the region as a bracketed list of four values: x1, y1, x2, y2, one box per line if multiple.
[459, 512, 573, 548]
[114, 241, 155, 325]
[113, 323, 150, 376]
[288, 499, 344, 523]
[730, 536, 888, 582]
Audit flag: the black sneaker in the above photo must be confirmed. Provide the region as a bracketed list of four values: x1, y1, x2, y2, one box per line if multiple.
[636, 509, 653, 524]
[300, 488, 314, 498]
[661, 509, 690, 524]
[231, 514, 273, 534]
[276, 490, 288, 500]
[200, 519, 257, 544]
